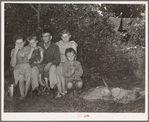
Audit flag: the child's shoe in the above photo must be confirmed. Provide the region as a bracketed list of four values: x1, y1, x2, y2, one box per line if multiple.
[60, 91, 67, 96]
[64, 90, 67, 94]
[19, 96, 25, 101]
[61, 92, 65, 96]
[55, 92, 62, 98]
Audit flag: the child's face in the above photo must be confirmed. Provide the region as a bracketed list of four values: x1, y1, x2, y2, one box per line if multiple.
[67, 52, 75, 61]
[29, 39, 38, 48]
[61, 33, 71, 43]
[15, 38, 25, 49]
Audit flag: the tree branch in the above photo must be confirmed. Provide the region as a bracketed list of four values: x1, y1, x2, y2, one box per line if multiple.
[29, 4, 38, 13]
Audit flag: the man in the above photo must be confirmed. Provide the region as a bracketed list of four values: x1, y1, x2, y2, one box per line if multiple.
[41, 29, 60, 89]
[32, 29, 60, 96]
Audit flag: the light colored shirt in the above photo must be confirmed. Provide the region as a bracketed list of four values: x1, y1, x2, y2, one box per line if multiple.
[62, 60, 83, 78]
[56, 40, 78, 63]
[10, 46, 30, 65]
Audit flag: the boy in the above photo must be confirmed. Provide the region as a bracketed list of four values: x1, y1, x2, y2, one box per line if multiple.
[61, 48, 83, 97]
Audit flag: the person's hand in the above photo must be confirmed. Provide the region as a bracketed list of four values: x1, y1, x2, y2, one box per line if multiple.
[71, 69, 75, 76]
[74, 75, 80, 80]
[31, 47, 35, 52]
[71, 66, 76, 74]
[44, 63, 52, 72]
[14, 45, 19, 54]
[71, 69, 75, 74]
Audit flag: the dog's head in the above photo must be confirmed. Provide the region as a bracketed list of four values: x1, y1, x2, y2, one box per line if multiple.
[101, 87, 112, 97]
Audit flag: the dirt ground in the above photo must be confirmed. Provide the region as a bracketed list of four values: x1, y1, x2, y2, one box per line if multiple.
[4, 77, 145, 113]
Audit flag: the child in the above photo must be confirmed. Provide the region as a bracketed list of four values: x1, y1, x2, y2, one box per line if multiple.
[55, 30, 78, 98]
[27, 35, 45, 93]
[61, 48, 83, 97]
[56, 29, 78, 62]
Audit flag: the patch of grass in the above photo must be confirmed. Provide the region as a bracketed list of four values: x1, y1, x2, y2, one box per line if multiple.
[4, 73, 145, 113]
[4, 90, 145, 113]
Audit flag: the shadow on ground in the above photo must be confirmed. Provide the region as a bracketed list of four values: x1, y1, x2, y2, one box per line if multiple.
[4, 87, 145, 113]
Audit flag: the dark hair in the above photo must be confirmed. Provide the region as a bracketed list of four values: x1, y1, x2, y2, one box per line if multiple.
[13, 34, 25, 45]
[61, 29, 71, 36]
[65, 48, 76, 60]
[27, 35, 38, 42]
[42, 29, 53, 36]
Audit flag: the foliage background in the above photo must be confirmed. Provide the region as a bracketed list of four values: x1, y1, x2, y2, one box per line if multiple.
[5, 4, 145, 87]
[4, 3, 146, 113]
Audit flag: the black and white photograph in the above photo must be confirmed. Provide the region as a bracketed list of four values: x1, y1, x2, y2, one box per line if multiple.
[1, 1, 148, 121]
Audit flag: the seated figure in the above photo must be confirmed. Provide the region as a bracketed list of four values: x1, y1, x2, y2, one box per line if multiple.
[27, 35, 45, 95]
[10, 34, 31, 100]
[38, 29, 60, 97]
[56, 48, 83, 98]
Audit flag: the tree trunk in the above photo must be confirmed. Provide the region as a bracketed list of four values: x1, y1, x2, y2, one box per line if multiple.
[37, 4, 42, 29]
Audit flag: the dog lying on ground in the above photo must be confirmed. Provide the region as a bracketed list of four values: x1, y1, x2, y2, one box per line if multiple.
[81, 86, 143, 104]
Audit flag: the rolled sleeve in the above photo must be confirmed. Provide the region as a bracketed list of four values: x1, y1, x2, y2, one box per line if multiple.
[51, 44, 60, 66]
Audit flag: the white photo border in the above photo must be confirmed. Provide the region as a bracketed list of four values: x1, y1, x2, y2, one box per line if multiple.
[1, 1, 148, 121]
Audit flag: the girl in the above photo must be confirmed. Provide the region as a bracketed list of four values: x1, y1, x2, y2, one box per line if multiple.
[56, 30, 78, 98]
[10, 34, 31, 100]
[27, 35, 45, 94]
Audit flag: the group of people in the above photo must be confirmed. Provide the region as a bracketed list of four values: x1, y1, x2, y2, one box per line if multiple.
[10, 29, 83, 100]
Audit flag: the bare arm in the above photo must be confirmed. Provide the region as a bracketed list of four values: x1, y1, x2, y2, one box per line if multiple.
[28, 48, 34, 60]
[39, 50, 43, 63]
[10, 51, 17, 67]
[10, 46, 19, 67]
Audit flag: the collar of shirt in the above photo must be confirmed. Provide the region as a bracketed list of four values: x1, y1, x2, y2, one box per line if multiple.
[44, 42, 51, 49]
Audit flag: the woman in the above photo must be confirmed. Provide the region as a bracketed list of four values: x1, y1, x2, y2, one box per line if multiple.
[10, 34, 31, 100]
[56, 29, 78, 98]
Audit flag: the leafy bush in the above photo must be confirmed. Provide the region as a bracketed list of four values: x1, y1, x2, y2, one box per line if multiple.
[111, 18, 145, 82]
[5, 4, 145, 85]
